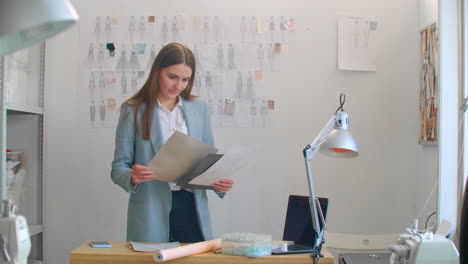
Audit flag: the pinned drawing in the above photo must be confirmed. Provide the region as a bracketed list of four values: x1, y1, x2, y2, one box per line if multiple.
[139, 16, 146, 41]
[227, 43, 236, 70]
[162, 16, 169, 43]
[240, 16, 247, 43]
[260, 100, 268, 128]
[89, 100, 96, 127]
[250, 16, 257, 42]
[147, 44, 157, 69]
[94, 16, 102, 42]
[105, 16, 112, 40]
[87, 43, 95, 69]
[249, 99, 257, 128]
[257, 44, 264, 69]
[419, 22, 439, 143]
[215, 44, 224, 70]
[129, 45, 142, 70]
[269, 16, 275, 42]
[116, 45, 129, 71]
[213, 16, 221, 42]
[205, 71, 212, 96]
[88, 72, 96, 95]
[234, 71, 243, 98]
[217, 99, 224, 126]
[97, 44, 105, 69]
[120, 72, 127, 96]
[128, 16, 136, 41]
[203, 16, 210, 43]
[131, 72, 138, 93]
[338, 15, 378, 72]
[99, 100, 106, 125]
[245, 71, 254, 99]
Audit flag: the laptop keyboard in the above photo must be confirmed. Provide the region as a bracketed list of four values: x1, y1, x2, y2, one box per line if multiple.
[288, 244, 312, 251]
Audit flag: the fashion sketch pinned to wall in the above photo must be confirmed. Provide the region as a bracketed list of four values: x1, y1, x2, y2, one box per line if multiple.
[338, 15, 378, 72]
[162, 16, 169, 43]
[419, 22, 439, 143]
[104, 16, 112, 41]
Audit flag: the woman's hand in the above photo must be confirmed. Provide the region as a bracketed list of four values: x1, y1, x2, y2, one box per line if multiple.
[211, 179, 234, 193]
[131, 165, 158, 185]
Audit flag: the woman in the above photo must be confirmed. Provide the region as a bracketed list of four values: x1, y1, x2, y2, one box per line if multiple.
[111, 42, 233, 243]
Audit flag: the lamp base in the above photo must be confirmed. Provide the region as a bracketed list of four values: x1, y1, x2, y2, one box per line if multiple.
[271, 243, 323, 256]
[311, 252, 324, 258]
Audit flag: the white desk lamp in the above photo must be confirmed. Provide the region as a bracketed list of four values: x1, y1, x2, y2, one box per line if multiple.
[0, 1, 78, 263]
[303, 93, 359, 258]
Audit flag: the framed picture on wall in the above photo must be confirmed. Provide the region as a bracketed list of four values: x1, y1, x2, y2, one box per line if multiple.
[419, 22, 439, 144]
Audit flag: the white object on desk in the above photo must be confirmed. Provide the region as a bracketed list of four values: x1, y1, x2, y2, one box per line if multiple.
[0, 199, 31, 264]
[388, 231, 459, 264]
[130, 241, 180, 252]
[435, 219, 455, 238]
[281, 243, 288, 251]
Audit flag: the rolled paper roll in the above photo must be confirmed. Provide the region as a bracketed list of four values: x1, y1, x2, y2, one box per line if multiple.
[154, 239, 222, 262]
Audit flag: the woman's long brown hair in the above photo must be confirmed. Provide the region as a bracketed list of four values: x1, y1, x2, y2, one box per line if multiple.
[124, 42, 196, 140]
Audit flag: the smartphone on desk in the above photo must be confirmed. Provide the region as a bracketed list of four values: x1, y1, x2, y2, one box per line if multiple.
[89, 241, 112, 248]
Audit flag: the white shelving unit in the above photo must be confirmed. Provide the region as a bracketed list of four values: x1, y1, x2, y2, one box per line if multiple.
[0, 43, 45, 262]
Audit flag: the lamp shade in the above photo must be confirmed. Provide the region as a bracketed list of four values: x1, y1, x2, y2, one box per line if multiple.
[320, 111, 359, 157]
[0, 0, 79, 56]
[320, 129, 359, 157]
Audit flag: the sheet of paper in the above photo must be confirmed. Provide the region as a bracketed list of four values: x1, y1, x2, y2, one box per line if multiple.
[130, 241, 180, 252]
[147, 131, 218, 182]
[338, 15, 378, 71]
[188, 145, 249, 186]
[177, 153, 224, 188]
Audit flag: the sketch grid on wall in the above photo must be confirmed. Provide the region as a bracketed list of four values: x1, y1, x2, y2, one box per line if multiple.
[79, 15, 296, 128]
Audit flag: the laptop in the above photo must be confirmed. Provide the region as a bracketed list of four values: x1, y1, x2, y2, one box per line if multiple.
[272, 195, 329, 255]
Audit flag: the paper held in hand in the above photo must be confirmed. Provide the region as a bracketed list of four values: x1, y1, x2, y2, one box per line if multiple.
[147, 131, 226, 189]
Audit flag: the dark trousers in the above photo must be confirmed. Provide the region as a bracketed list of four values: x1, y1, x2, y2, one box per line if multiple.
[169, 190, 204, 243]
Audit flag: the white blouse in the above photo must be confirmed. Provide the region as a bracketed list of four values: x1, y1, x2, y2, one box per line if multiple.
[157, 98, 188, 191]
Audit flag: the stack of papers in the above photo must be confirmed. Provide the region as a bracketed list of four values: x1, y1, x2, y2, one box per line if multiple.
[147, 131, 222, 189]
[147, 131, 249, 189]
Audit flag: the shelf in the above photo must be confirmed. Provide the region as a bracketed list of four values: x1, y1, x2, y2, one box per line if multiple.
[1, 42, 45, 262]
[29, 224, 43, 237]
[419, 140, 438, 146]
[6, 104, 44, 115]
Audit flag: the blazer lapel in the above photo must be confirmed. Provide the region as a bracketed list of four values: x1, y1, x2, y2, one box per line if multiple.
[150, 105, 164, 153]
[182, 98, 195, 137]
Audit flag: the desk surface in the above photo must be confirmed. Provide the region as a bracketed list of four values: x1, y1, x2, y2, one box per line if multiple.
[70, 241, 334, 264]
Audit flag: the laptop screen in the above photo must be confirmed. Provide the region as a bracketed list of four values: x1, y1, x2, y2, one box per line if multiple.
[282, 195, 329, 246]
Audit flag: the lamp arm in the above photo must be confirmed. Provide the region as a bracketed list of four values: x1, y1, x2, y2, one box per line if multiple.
[309, 115, 337, 149]
[303, 150, 323, 250]
[316, 198, 327, 231]
[302, 114, 336, 256]
[315, 197, 327, 245]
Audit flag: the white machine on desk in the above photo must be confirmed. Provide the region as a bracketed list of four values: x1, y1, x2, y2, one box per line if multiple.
[388, 222, 459, 264]
[0, 200, 30, 264]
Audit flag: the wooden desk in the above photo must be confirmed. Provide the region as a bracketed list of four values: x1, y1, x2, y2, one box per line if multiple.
[70, 242, 334, 264]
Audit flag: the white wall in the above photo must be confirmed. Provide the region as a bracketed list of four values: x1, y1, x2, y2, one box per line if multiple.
[420, 0, 438, 29]
[438, 0, 460, 229]
[44, 0, 437, 263]
[415, 0, 439, 232]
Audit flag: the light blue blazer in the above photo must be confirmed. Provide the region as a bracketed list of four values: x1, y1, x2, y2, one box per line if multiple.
[111, 98, 215, 242]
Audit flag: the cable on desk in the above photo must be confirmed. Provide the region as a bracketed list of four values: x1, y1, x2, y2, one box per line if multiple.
[425, 211, 437, 229]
